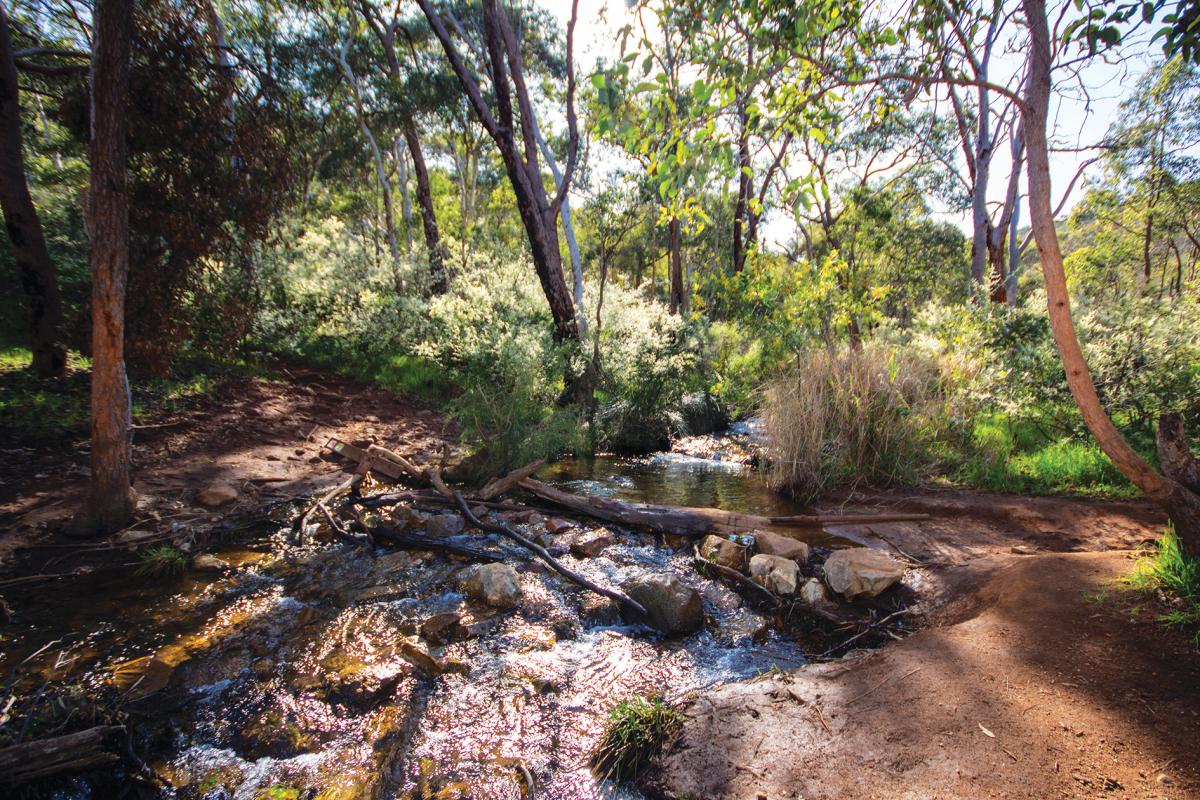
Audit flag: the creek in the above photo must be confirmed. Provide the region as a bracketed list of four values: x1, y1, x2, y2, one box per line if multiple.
[3, 431, 852, 799]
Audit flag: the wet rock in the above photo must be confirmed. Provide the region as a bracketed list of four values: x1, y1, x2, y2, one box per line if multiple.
[570, 528, 617, 557]
[753, 531, 810, 565]
[579, 594, 620, 626]
[700, 535, 749, 571]
[823, 547, 906, 599]
[799, 577, 827, 606]
[717, 607, 769, 645]
[195, 482, 238, 508]
[427, 514, 465, 538]
[191, 553, 228, 573]
[251, 657, 274, 678]
[399, 638, 450, 675]
[620, 574, 703, 636]
[545, 517, 574, 533]
[420, 612, 468, 645]
[470, 505, 489, 519]
[461, 563, 522, 609]
[749, 554, 800, 596]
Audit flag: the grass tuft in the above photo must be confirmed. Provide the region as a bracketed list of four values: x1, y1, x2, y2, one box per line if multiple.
[1122, 525, 1200, 644]
[135, 545, 189, 579]
[590, 693, 684, 784]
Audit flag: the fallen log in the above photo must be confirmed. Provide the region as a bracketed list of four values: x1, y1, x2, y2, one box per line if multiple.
[518, 478, 928, 535]
[0, 725, 124, 784]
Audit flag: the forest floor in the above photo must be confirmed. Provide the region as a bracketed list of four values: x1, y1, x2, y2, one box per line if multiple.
[0, 366, 456, 569]
[1, 369, 1197, 799]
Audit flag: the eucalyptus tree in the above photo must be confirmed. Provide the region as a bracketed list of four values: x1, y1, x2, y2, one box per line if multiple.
[73, 0, 136, 534]
[1103, 55, 1200, 290]
[415, 0, 582, 345]
[0, 4, 78, 377]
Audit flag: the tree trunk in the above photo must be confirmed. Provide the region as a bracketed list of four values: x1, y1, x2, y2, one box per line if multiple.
[987, 233, 1008, 304]
[0, 7, 65, 378]
[732, 102, 751, 274]
[668, 217, 684, 314]
[402, 118, 447, 294]
[532, 114, 585, 333]
[1023, 0, 1200, 559]
[73, 0, 136, 535]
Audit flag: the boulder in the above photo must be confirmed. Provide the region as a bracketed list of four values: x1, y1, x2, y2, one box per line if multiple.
[823, 547, 906, 599]
[753, 531, 810, 565]
[195, 482, 238, 508]
[799, 577, 827, 606]
[570, 529, 617, 557]
[426, 514, 466, 538]
[620, 574, 703, 636]
[749, 554, 800, 596]
[699, 535, 749, 571]
[461, 563, 522, 609]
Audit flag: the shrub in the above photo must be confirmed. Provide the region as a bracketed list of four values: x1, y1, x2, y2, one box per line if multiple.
[763, 344, 955, 502]
[590, 693, 683, 784]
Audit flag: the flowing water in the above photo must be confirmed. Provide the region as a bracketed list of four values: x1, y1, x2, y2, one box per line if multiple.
[3, 432, 841, 799]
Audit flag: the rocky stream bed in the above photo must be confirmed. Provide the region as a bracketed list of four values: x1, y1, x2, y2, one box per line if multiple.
[1, 441, 916, 800]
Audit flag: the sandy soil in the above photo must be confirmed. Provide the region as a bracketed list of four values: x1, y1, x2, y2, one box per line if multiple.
[648, 499, 1200, 800]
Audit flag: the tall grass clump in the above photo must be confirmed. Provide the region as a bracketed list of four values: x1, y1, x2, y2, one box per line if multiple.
[590, 693, 684, 784]
[1123, 525, 1200, 644]
[764, 344, 954, 502]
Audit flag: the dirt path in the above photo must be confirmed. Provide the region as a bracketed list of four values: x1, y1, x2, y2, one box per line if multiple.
[649, 506, 1200, 800]
[0, 367, 455, 568]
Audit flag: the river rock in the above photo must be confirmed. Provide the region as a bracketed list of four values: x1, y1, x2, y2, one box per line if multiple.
[570, 528, 617, 557]
[753, 531, 810, 564]
[699, 535, 749, 571]
[545, 517, 574, 533]
[420, 612, 467, 645]
[191, 553, 228, 573]
[195, 482, 238, 508]
[800, 577, 827, 605]
[620, 574, 703, 636]
[749, 554, 800, 595]
[427, 514, 466, 538]
[823, 547, 906, 599]
[461, 563, 522, 609]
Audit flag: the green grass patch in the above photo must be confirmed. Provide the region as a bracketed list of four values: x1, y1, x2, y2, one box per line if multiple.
[1121, 526, 1200, 644]
[956, 413, 1139, 498]
[590, 693, 684, 784]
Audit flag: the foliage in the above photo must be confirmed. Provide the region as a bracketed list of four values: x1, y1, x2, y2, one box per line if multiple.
[590, 693, 684, 784]
[1123, 526, 1200, 644]
[763, 345, 959, 502]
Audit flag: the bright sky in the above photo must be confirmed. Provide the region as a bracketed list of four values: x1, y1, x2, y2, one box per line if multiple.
[548, 0, 1159, 247]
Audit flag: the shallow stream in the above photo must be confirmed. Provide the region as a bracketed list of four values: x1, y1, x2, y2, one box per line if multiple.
[3, 432, 846, 799]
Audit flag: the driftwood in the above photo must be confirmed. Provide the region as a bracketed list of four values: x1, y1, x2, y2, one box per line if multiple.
[367, 521, 502, 562]
[518, 478, 928, 535]
[0, 725, 124, 784]
[294, 474, 361, 544]
[447, 491, 648, 616]
[477, 459, 546, 500]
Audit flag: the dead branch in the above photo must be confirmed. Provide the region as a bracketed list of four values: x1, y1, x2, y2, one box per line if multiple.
[447, 490, 647, 616]
[366, 520, 502, 562]
[294, 474, 361, 544]
[478, 459, 546, 500]
[0, 725, 124, 785]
